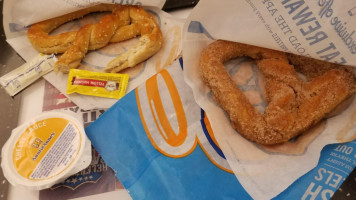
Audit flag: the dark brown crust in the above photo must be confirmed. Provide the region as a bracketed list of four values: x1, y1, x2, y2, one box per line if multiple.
[286, 53, 356, 82]
[199, 40, 355, 145]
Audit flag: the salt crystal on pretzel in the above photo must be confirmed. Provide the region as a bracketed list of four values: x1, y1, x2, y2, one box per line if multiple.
[27, 4, 163, 73]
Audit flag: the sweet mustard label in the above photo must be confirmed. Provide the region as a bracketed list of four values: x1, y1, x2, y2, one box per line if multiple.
[66, 69, 129, 99]
[12, 118, 82, 180]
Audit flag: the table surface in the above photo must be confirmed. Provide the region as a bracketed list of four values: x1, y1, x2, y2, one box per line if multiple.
[0, 1, 24, 199]
[1, 1, 356, 200]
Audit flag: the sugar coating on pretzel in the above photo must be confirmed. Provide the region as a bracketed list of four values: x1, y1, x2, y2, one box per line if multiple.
[27, 4, 163, 73]
[199, 40, 355, 145]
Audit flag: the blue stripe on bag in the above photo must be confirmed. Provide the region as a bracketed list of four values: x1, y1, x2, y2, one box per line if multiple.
[187, 21, 214, 39]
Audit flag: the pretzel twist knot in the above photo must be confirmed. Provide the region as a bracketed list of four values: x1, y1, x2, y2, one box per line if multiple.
[200, 40, 356, 145]
[27, 4, 163, 73]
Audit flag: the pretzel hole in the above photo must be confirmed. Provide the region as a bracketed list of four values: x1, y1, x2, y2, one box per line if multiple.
[223, 57, 328, 154]
[225, 57, 267, 114]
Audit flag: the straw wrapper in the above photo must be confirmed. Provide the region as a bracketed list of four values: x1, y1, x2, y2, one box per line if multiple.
[3, 0, 184, 109]
[183, 0, 356, 199]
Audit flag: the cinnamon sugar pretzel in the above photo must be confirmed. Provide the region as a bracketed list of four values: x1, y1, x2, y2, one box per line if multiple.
[199, 40, 356, 145]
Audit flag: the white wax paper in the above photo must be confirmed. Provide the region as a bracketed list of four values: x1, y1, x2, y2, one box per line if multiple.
[182, 0, 356, 199]
[3, 0, 184, 110]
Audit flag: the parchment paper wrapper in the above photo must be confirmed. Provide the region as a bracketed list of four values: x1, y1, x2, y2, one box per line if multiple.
[183, 0, 356, 199]
[3, 0, 184, 110]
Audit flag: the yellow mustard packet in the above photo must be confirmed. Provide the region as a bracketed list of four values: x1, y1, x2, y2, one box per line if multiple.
[67, 69, 129, 99]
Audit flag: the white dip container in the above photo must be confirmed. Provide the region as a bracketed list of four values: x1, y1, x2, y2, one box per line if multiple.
[1, 111, 92, 190]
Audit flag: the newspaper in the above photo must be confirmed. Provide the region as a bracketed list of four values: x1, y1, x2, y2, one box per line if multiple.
[39, 81, 123, 200]
[3, 0, 184, 110]
[182, 0, 356, 199]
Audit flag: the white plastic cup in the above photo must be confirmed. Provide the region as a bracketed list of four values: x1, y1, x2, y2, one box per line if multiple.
[1, 111, 92, 190]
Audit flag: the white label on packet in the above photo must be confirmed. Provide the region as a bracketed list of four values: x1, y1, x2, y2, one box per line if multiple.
[0, 54, 57, 96]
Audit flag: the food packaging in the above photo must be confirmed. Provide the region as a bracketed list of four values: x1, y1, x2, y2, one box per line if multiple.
[67, 69, 129, 99]
[1, 111, 92, 190]
[182, 0, 356, 199]
[85, 60, 252, 199]
[0, 54, 57, 96]
[3, 0, 184, 109]
[85, 59, 356, 200]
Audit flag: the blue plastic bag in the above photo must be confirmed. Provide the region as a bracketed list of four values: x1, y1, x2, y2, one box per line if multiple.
[86, 60, 252, 200]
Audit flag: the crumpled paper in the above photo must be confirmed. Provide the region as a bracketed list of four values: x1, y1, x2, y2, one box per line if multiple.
[3, 0, 184, 110]
[182, 0, 356, 199]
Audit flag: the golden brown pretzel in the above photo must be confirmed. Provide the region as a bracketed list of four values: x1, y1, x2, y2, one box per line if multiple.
[27, 4, 163, 73]
[199, 40, 355, 145]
